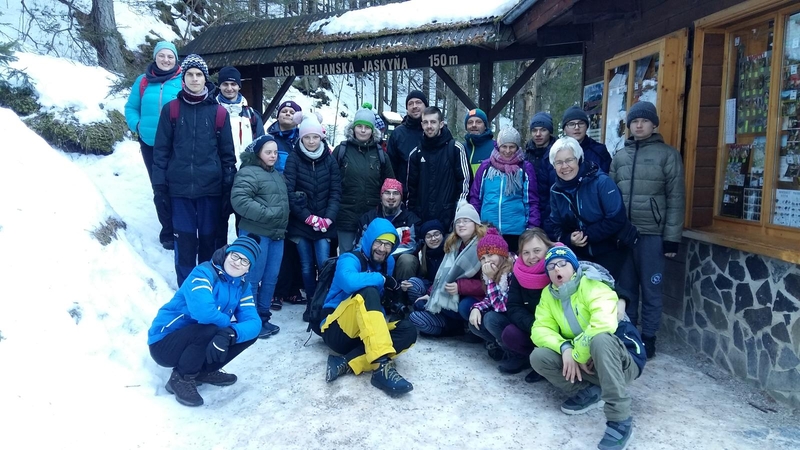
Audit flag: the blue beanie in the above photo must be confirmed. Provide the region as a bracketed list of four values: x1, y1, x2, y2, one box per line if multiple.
[529, 112, 554, 134]
[248, 134, 276, 154]
[465, 108, 489, 129]
[227, 235, 261, 264]
[153, 41, 178, 60]
[561, 106, 590, 129]
[218, 66, 242, 88]
[419, 219, 445, 237]
[626, 101, 659, 128]
[544, 244, 579, 271]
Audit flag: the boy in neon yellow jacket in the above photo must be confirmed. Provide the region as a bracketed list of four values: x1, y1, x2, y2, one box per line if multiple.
[530, 245, 641, 450]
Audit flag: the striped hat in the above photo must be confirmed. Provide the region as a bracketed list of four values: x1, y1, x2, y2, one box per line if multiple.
[180, 54, 209, 81]
[226, 235, 261, 264]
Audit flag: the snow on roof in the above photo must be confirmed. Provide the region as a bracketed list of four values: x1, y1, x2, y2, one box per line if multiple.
[308, 0, 520, 35]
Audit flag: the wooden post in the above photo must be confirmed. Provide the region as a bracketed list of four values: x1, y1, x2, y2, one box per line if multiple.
[263, 76, 296, 119]
[432, 66, 477, 111]
[479, 59, 493, 113]
[487, 58, 547, 121]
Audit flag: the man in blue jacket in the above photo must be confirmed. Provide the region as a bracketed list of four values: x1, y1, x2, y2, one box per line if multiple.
[463, 108, 493, 176]
[321, 218, 417, 396]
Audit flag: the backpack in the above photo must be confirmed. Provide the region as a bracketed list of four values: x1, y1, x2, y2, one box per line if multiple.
[335, 142, 387, 169]
[304, 251, 369, 336]
[168, 100, 227, 135]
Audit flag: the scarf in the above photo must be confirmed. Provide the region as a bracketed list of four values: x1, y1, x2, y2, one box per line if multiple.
[144, 62, 180, 85]
[487, 148, 524, 195]
[181, 86, 208, 105]
[513, 257, 550, 290]
[426, 237, 481, 314]
[299, 141, 325, 160]
[547, 266, 584, 336]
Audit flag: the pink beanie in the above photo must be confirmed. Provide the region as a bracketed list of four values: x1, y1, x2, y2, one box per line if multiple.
[293, 111, 325, 140]
[477, 228, 509, 259]
[381, 178, 403, 195]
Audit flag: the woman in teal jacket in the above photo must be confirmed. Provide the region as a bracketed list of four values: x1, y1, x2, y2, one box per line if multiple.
[124, 41, 182, 248]
[148, 236, 262, 407]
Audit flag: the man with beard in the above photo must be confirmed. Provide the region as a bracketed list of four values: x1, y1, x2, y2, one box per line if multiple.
[387, 90, 428, 192]
[320, 219, 418, 396]
[407, 106, 470, 228]
[463, 108, 492, 176]
[525, 112, 558, 236]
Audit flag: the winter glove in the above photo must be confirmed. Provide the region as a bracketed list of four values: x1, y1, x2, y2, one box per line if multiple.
[221, 168, 236, 216]
[663, 241, 679, 255]
[383, 275, 400, 291]
[153, 184, 169, 209]
[305, 215, 323, 231]
[205, 327, 236, 365]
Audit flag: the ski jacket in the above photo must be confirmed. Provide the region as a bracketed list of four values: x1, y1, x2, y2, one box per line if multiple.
[148, 248, 260, 345]
[387, 115, 424, 191]
[231, 151, 289, 240]
[469, 158, 540, 235]
[266, 121, 300, 173]
[463, 130, 494, 175]
[610, 133, 685, 243]
[284, 141, 342, 240]
[217, 93, 265, 155]
[124, 70, 182, 146]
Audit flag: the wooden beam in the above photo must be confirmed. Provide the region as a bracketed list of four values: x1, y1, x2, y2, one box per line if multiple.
[537, 24, 593, 46]
[251, 76, 263, 114]
[479, 59, 493, 113]
[431, 66, 477, 111]
[487, 58, 547, 121]
[263, 76, 295, 119]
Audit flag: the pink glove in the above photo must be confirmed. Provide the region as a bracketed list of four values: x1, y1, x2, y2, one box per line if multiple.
[305, 215, 322, 231]
[320, 218, 333, 233]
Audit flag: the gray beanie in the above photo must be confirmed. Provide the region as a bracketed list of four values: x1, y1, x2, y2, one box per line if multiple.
[454, 200, 481, 225]
[496, 127, 521, 148]
[561, 106, 589, 128]
[626, 101, 659, 127]
[353, 103, 376, 131]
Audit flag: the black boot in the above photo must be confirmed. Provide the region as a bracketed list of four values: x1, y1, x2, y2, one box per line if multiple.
[326, 355, 352, 383]
[643, 335, 656, 359]
[371, 357, 413, 396]
[165, 370, 204, 407]
[497, 353, 529, 374]
[196, 370, 237, 386]
[525, 369, 544, 383]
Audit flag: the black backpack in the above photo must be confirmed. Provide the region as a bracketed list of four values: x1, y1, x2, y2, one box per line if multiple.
[304, 251, 369, 336]
[334, 142, 387, 169]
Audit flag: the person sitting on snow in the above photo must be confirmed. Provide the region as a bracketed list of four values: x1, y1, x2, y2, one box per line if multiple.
[148, 235, 262, 407]
[320, 218, 418, 396]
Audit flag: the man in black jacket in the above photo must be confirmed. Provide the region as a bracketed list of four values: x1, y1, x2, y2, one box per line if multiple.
[407, 106, 470, 229]
[153, 54, 236, 286]
[387, 90, 427, 193]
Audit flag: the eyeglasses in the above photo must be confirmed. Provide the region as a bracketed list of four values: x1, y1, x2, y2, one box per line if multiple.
[546, 260, 570, 271]
[455, 218, 473, 225]
[374, 239, 393, 249]
[565, 121, 586, 129]
[425, 231, 443, 240]
[553, 157, 578, 167]
[230, 252, 251, 267]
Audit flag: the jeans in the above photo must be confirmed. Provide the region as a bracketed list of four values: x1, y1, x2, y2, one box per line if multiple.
[172, 196, 221, 287]
[296, 237, 330, 299]
[239, 230, 284, 314]
[468, 310, 511, 346]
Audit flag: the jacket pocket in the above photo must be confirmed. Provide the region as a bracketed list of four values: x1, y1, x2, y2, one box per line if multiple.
[649, 197, 662, 226]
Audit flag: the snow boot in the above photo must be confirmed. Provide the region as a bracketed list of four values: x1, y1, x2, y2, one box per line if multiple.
[371, 357, 413, 396]
[642, 335, 656, 359]
[597, 417, 634, 450]
[524, 369, 544, 383]
[561, 384, 603, 415]
[196, 370, 237, 386]
[258, 321, 280, 339]
[497, 353, 529, 374]
[486, 342, 504, 361]
[326, 355, 352, 383]
[270, 297, 283, 311]
[165, 370, 203, 407]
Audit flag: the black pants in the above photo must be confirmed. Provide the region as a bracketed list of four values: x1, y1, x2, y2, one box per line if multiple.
[149, 323, 256, 376]
[274, 240, 304, 299]
[322, 287, 417, 364]
[140, 139, 173, 244]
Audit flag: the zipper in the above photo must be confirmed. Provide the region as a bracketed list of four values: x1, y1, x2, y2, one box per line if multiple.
[498, 176, 504, 232]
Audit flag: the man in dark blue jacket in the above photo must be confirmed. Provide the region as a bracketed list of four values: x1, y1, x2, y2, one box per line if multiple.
[153, 54, 236, 287]
[387, 90, 427, 194]
[463, 108, 493, 176]
[561, 106, 612, 174]
[525, 112, 558, 237]
[266, 100, 301, 173]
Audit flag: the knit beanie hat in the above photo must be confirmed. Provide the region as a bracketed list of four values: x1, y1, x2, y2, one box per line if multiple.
[227, 234, 261, 264]
[218, 66, 242, 87]
[626, 101, 659, 127]
[294, 111, 325, 140]
[180, 54, 210, 81]
[153, 41, 178, 60]
[544, 244, 579, 271]
[279, 100, 302, 113]
[496, 127, 521, 148]
[477, 228, 509, 259]
[381, 178, 403, 195]
[529, 112, 554, 133]
[454, 200, 481, 225]
[406, 90, 429, 107]
[561, 105, 589, 129]
[376, 232, 397, 244]
[464, 108, 489, 129]
[248, 134, 276, 154]
[419, 219, 445, 237]
[353, 103, 377, 131]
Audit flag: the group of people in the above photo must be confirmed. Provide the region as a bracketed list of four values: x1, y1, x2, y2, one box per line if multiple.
[131, 43, 685, 450]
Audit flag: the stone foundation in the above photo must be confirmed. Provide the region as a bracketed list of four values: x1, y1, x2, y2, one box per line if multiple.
[661, 240, 800, 408]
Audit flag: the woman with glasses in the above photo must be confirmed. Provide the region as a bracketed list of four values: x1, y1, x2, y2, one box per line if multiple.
[408, 202, 487, 336]
[400, 219, 447, 306]
[148, 235, 263, 407]
[549, 137, 630, 280]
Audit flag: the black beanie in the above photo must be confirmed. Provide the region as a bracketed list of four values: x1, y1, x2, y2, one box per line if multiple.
[561, 106, 589, 129]
[406, 90, 429, 108]
[529, 112, 554, 134]
[218, 66, 242, 88]
[626, 101, 659, 127]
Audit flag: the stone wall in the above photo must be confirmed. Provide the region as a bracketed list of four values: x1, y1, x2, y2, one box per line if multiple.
[661, 240, 800, 408]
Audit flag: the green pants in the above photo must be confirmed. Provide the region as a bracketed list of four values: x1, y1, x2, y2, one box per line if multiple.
[530, 332, 639, 421]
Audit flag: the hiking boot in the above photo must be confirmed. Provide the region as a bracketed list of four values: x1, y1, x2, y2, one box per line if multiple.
[597, 417, 634, 450]
[486, 342, 504, 362]
[161, 240, 174, 250]
[196, 370, 237, 386]
[325, 355, 352, 383]
[642, 335, 656, 359]
[561, 384, 603, 415]
[270, 297, 283, 311]
[497, 354, 529, 374]
[371, 357, 413, 396]
[165, 370, 203, 407]
[258, 321, 280, 339]
[525, 369, 544, 383]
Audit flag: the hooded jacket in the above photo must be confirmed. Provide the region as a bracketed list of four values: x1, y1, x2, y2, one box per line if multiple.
[217, 93, 265, 155]
[147, 247, 261, 345]
[610, 133, 685, 243]
[387, 115, 424, 191]
[464, 129, 494, 175]
[322, 218, 399, 311]
[266, 121, 300, 173]
[525, 136, 557, 236]
[124, 68, 182, 146]
[407, 125, 470, 227]
[284, 140, 342, 240]
[332, 123, 395, 232]
[469, 156, 540, 235]
[231, 149, 289, 240]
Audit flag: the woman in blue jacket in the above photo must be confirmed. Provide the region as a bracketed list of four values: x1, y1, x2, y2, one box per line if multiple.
[124, 41, 182, 249]
[148, 235, 262, 407]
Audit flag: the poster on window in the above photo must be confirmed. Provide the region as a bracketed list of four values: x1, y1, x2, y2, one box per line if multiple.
[583, 81, 603, 143]
[721, 143, 752, 219]
[605, 69, 628, 156]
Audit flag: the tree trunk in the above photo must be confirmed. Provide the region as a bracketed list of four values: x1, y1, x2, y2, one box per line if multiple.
[390, 70, 398, 112]
[422, 69, 430, 103]
[378, 71, 386, 113]
[90, 0, 125, 73]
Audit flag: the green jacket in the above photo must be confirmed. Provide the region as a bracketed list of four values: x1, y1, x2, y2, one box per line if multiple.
[531, 277, 619, 364]
[610, 133, 685, 243]
[231, 151, 289, 240]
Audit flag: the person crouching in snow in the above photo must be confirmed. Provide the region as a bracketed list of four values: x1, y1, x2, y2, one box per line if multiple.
[148, 235, 262, 407]
[530, 245, 645, 450]
[467, 228, 515, 361]
[321, 218, 418, 396]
